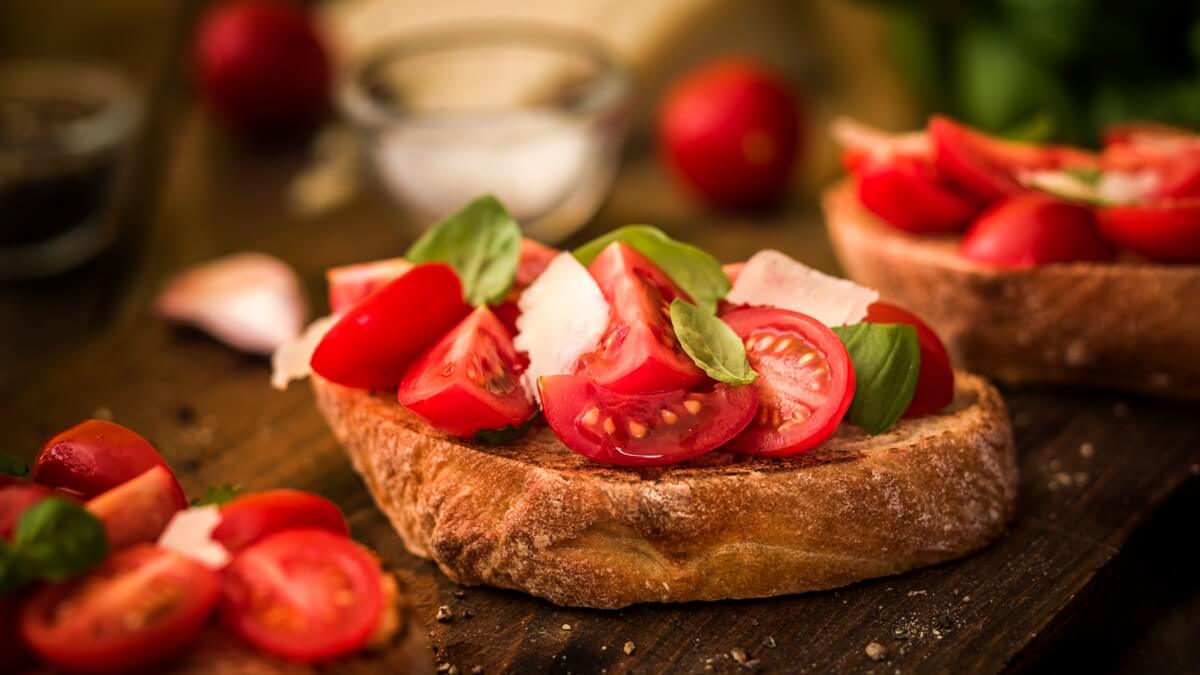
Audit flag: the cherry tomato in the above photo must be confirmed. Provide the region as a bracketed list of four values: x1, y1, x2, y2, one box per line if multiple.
[1101, 125, 1200, 200]
[720, 307, 854, 456]
[21, 545, 221, 674]
[195, 0, 330, 138]
[86, 466, 187, 551]
[34, 419, 185, 503]
[326, 257, 412, 314]
[399, 307, 535, 437]
[0, 480, 53, 539]
[659, 58, 801, 208]
[212, 490, 348, 553]
[540, 375, 759, 466]
[961, 193, 1116, 268]
[576, 242, 705, 393]
[1096, 199, 1200, 263]
[493, 238, 560, 335]
[221, 528, 385, 663]
[856, 156, 979, 234]
[865, 302, 954, 417]
[311, 263, 471, 390]
[930, 116, 1095, 202]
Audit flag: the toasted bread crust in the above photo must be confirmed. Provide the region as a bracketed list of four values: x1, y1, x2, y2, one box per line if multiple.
[313, 372, 1016, 609]
[824, 181, 1200, 399]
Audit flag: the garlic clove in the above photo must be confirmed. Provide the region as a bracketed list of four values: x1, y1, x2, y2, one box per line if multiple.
[271, 314, 339, 390]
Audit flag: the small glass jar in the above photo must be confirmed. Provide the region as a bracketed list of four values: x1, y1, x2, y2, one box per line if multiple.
[0, 62, 142, 280]
[340, 21, 630, 243]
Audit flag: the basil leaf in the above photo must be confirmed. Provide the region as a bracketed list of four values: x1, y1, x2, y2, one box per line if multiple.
[15, 497, 108, 582]
[833, 323, 921, 435]
[1064, 166, 1102, 185]
[573, 225, 729, 313]
[0, 542, 32, 594]
[474, 416, 539, 445]
[0, 452, 29, 477]
[193, 484, 241, 507]
[406, 194, 522, 306]
[669, 300, 756, 385]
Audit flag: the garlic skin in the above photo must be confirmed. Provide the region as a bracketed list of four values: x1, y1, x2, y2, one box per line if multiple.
[156, 252, 307, 356]
[271, 314, 339, 390]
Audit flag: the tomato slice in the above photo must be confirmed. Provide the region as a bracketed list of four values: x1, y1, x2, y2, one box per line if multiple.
[1096, 199, 1200, 263]
[856, 156, 979, 233]
[212, 489, 349, 553]
[221, 528, 385, 663]
[865, 302, 954, 417]
[960, 193, 1116, 268]
[86, 466, 187, 551]
[493, 238, 559, 335]
[0, 480, 53, 540]
[311, 263, 471, 390]
[576, 242, 706, 393]
[1101, 125, 1200, 201]
[399, 306, 536, 437]
[326, 257, 412, 314]
[831, 116, 931, 173]
[34, 419, 186, 503]
[21, 545, 221, 674]
[720, 307, 854, 456]
[539, 375, 758, 466]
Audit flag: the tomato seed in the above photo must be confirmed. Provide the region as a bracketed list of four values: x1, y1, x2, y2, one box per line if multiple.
[796, 352, 815, 366]
[773, 338, 793, 353]
[756, 335, 775, 352]
[581, 407, 600, 426]
[660, 409, 678, 424]
[628, 421, 648, 439]
[683, 400, 702, 415]
[603, 417, 617, 434]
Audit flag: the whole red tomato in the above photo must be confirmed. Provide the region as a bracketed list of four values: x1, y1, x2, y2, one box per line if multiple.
[195, 0, 330, 139]
[659, 58, 802, 209]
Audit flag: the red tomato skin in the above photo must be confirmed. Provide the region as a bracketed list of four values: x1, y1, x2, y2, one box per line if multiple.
[660, 58, 801, 208]
[1096, 200, 1200, 263]
[311, 263, 471, 391]
[865, 302, 955, 417]
[856, 157, 979, 234]
[212, 489, 349, 553]
[33, 420, 185, 504]
[221, 529, 385, 663]
[961, 193, 1116, 268]
[195, 0, 330, 138]
[21, 545, 221, 675]
[86, 466, 187, 551]
[326, 257, 412, 314]
[0, 481, 53, 540]
[720, 308, 855, 456]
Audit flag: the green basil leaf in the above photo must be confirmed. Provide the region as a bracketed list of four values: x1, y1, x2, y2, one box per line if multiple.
[573, 225, 729, 313]
[406, 194, 522, 306]
[15, 497, 108, 582]
[473, 415, 539, 445]
[669, 299, 756, 385]
[832, 323, 921, 435]
[1064, 166, 1102, 185]
[0, 541, 32, 594]
[193, 484, 241, 507]
[0, 452, 29, 477]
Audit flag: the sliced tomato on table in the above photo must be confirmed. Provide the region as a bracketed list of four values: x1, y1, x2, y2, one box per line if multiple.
[221, 528, 385, 663]
[539, 375, 758, 466]
[86, 465, 187, 550]
[20, 544, 221, 674]
[576, 242, 706, 393]
[33, 419, 185, 503]
[960, 193, 1116, 268]
[212, 489, 348, 553]
[1096, 199, 1200, 263]
[325, 257, 412, 314]
[399, 306, 536, 437]
[493, 238, 559, 335]
[311, 263, 470, 390]
[865, 302, 955, 417]
[855, 156, 979, 233]
[720, 307, 854, 456]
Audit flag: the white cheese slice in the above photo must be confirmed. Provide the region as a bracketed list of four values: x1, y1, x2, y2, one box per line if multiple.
[1019, 168, 1159, 206]
[726, 250, 878, 327]
[513, 252, 611, 405]
[270, 314, 340, 390]
[157, 506, 230, 569]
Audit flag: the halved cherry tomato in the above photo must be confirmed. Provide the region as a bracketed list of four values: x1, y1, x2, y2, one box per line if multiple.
[86, 466, 187, 550]
[866, 302, 954, 417]
[221, 528, 385, 663]
[326, 257, 412, 314]
[577, 242, 706, 393]
[1096, 199, 1200, 263]
[856, 156, 979, 233]
[34, 420, 186, 504]
[493, 238, 560, 335]
[0, 480, 53, 539]
[961, 193, 1116, 268]
[212, 489, 349, 552]
[720, 307, 854, 456]
[540, 375, 758, 466]
[311, 263, 471, 390]
[399, 306, 535, 437]
[21, 545, 221, 674]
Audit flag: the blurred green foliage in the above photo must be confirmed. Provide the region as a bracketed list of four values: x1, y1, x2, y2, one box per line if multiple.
[871, 0, 1200, 145]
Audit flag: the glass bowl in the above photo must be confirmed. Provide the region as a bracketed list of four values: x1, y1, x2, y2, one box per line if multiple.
[340, 21, 630, 243]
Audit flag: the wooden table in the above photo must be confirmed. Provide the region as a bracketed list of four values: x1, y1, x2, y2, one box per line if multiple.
[4, 3, 1200, 673]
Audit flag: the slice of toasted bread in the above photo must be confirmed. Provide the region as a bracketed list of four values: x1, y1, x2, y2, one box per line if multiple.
[312, 371, 1016, 609]
[824, 181, 1200, 399]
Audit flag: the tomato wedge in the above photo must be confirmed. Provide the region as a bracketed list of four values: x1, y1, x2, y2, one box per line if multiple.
[325, 257, 412, 314]
[1096, 199, 1200, 263]
[212, 489, 349, 553]
[221, 528, 385, 663]
[399, 306, 536, 437]
[856, 156, 979, 233]
[34, 419, 185, 503]
[311, 263, 470, 390]
[539, 375, 758, 466]
[721, 307, 854, 456]
[961, 193, 1116, 268]
[865, 302, 954, 417]
[21, 545, 221, 674]
[576, 242, 706, 393]
[86, 466, 186, 550]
